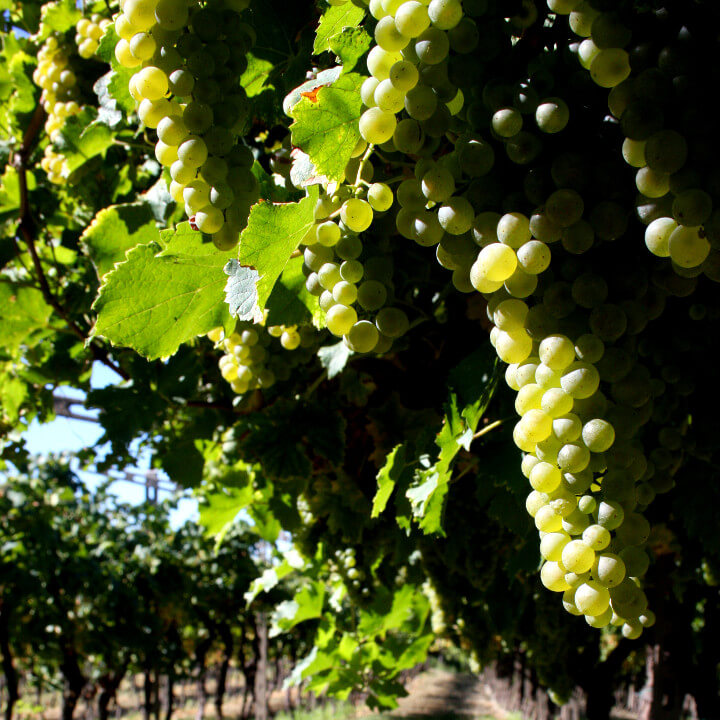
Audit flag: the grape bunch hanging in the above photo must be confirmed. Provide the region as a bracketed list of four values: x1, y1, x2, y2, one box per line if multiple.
[287, 0, 720, 637]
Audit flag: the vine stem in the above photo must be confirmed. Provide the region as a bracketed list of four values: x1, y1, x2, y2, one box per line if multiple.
[12, 104, 131, 382]
[354, 143, 375, 188]
[472, 419, 504, 440]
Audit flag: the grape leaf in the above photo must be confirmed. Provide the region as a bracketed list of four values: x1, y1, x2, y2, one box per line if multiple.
[245, 549, 305, 604]
[92, 224, 235, 360]
[283, 66, 342, 118]
[270, 581, 325, 637]
[55, 108, 114, 175]
[329, 26, 371, 74]
[313, 3, 366, 55]
[225, 188, 318, 320]
[199, 485, 255, 540]
[318, 342, 351, 379]
[38, 0, 81, 37]
[81, 202, 159, 278]
[0, 284, 53, 353]
[372, 444, 406, 518]
[266, 255, 320, 326]
[406, 346, 499, 534]
[289, 73, 363, 183]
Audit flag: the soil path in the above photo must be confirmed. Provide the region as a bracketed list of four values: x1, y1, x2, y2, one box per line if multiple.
[384, 669, 511, 719]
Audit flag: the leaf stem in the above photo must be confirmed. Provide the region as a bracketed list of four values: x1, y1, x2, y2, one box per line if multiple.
[472, 419, 504, 440]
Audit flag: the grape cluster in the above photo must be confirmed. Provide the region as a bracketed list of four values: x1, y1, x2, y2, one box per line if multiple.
[40, 145, 68, 185]
[113, 0, 258, 248]
[75, 14, 112, 59]
[33, 35, 81, 142]
[558, 1, 720, 276]
[300, 183, 410, 353]
[208, 322, 318, 397]
[330, 0, 720, 636]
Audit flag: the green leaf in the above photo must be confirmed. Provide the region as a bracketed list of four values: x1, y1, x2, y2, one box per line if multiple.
[329, 26, 371, 74]
[290, 73, 364, 183]
[406, 346, 499, 535]
[357, 585, 417, 637]
[199, 485, 254, 540]
[317, 342, 351, 380]
[241, 53, 275, 98]
[314, 3, 366, 55]
[372, 444, 406, 518]
[225, 189, 318, 320]
[38, 0, 81, 36]
[0, 376, 28, 425]
[55, 108, 114, 175]
[245, 549, 305, 604]
[92, 224, 235, 360]
[265, 255, 319, 327]
[0, 284, 53, 353]
[81, 203, 159, 278]
[270, 581, 325, 637]
[283, 67, 342, 118]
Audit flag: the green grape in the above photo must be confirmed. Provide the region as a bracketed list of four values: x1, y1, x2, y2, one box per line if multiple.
[178, 136, 208, 168]
[357, 280, 388, 310]
[492, 107, 522, 138]
[195, 206, 224, 233]
[428, 0, 462, 30]
[318, 262, 342, 290]
[361, 76, 380, 107]
[415, 27, 450, 65]
[672, 189, 712, 227]
[405, 84, 438, 120]
[376, 307, 410, 337]
[635, 167, 670, 198]
[157, 114, 188, 145]
[517, 240, 551, 274]
[395, 1, 431, 37]
[389, 60, 419, 92]
[668, 226, 710, 269]
[421, 165, 455, 202]
[326, 305, 358, 337]
[497, 212, 531, 248]
[582, 418, 615, 452]
[589, 48, 630, 88]
[458, 138, 494, 177]
[332, 281, 358, 305]
[359, 107, 397, 144]
[535, 97, 569, 133]
[375, 16, 409, 52]
[644, 129, 687, 174]
[545, 189, 584, 228]
[438, 197, 474, 235]
[340, 260, 364, 283]
[341, 199, 374, 233]
[367, 183, 394, 212]
[346, 320, 380, 353]
[393, 118, 424, 153]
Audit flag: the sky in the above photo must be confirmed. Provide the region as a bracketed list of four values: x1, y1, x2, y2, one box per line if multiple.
[22, 361, 199, 527]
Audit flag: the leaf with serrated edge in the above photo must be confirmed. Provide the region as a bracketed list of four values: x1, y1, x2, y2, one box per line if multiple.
[330, 26, 371, 74]
[372, 444, 406, 518]
[290, 74, 363, 183]
[92, 224, 235, 360]
[81, 203, 159, 279]
[314, 3, 366, 54]
[235, 187, 318, 318]
[318, 342, 351, 379]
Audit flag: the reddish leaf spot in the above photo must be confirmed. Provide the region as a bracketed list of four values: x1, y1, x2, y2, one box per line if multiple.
[301, 86, 324, 103]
